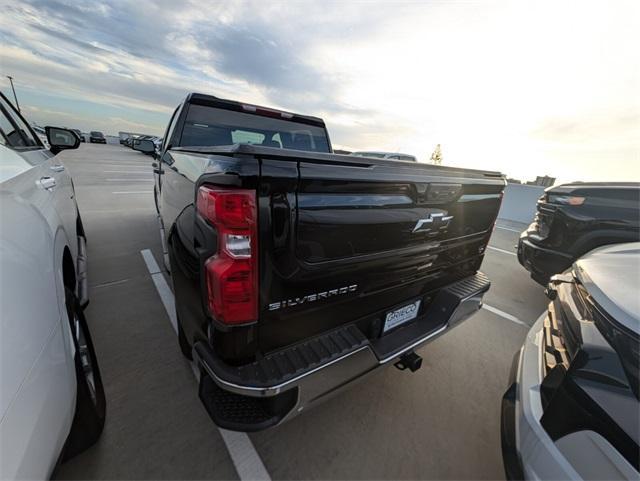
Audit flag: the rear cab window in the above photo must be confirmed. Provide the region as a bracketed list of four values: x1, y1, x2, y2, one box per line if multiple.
[179, 103, 331, 153]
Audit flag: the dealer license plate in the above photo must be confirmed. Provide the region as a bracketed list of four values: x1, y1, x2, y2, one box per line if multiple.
[383, 300, 421, 333]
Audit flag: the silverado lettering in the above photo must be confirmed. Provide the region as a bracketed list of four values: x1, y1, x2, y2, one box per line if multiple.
[268, 284, 358, 311]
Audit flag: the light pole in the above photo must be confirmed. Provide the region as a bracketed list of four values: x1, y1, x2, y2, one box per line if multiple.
[6, 76, 20, 112]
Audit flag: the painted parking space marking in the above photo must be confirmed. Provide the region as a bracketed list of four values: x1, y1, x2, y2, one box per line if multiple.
[140, 249, 271, 481]
[487, 245, 517, 256]
[141, 249, 176, 333]
[91, 278, 130, 289]
[482, 304, 531, 328]
[494, 225, 523, 233]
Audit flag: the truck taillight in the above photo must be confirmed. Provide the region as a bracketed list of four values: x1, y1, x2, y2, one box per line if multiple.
[197, 186, 258, 325]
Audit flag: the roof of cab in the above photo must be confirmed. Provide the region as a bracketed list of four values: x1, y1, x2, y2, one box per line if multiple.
[184, 92, 326, 128]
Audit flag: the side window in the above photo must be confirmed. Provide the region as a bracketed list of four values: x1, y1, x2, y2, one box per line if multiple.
[0, 96, 39, 148]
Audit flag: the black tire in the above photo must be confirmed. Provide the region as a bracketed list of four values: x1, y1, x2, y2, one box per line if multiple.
[177, 314, 193, 361]
[62, 288, 106, 461]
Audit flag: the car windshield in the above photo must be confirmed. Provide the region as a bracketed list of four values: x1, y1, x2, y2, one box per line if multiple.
[180, 104, 331, 153]
[91, 131, 104, 137]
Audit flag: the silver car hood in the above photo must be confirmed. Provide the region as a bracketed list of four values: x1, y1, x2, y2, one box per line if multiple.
[574, 242, 640, 335]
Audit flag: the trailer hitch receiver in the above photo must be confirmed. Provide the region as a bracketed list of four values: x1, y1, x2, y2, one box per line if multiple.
[394, 351, 423, 372]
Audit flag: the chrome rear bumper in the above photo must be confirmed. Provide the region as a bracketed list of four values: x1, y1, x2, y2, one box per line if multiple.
[195, 272, 490, 431]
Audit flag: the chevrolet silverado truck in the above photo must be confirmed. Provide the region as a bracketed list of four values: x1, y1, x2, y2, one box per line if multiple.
[518, 182, 640, 285]
[149, 92, 506, 432]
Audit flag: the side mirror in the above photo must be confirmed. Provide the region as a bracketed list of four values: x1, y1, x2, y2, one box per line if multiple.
[46, 126, 80, 154]
[134, 139, 155, 154]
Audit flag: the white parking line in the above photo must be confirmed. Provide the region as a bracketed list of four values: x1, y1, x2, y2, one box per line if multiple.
[140, 249, 271, 481]
[104, 170, 151, 173]
[91, 278, 129, 289]
[495, 225, 523, 233]
[482, 304, 531, 328]
[486, 245, 517, 256]
[218, 429, 272, 481]
[141, 249, 178, 334]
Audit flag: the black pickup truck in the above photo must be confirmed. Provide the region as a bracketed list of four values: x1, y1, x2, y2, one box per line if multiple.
[518, 182, 640, 285]
[147, 92, 505, 432]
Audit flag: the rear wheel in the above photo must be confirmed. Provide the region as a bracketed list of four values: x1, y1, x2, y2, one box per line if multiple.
[62, 288, 106, 461]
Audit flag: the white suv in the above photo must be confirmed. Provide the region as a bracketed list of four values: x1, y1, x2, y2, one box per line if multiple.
[0, 93, 105, 479]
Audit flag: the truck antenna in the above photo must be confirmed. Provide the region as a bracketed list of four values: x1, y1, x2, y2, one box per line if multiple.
[6, 76, 20, 112]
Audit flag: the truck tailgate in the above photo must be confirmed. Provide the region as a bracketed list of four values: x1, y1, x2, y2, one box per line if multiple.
[258, 154, 504, 352]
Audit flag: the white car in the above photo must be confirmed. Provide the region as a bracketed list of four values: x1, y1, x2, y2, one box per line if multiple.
[0, 93, 105, 479]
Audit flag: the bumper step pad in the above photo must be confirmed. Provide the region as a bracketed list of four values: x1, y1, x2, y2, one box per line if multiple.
[238, 324, 368, 386]
[197, 324, 368, 389]
[445, 271, 490, 299]
[199, 375, 282, 432]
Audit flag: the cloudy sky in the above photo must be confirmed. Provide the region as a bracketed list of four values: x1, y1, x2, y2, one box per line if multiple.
[1, 0, 638, 182]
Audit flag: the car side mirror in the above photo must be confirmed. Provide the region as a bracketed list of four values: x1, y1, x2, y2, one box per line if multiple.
[46, 126, 80, 154]
[134, 139, 155, 154]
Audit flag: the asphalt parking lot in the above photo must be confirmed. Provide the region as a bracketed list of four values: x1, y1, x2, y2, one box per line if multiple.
[52, 143, 549, 480]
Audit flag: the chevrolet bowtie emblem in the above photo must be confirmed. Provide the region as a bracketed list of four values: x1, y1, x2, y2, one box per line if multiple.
[412, 213, 454, 233]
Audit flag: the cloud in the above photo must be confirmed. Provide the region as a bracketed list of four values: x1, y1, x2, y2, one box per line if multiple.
[1, 0, 638, 182]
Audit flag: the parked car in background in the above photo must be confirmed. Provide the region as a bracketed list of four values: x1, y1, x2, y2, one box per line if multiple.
[518, 182, 640, 285]
[0, 93, 105, 479]
[502, 242, 639, 480]
[124, 134, 141, 148]
[89, 131, 106, 144]
[153, 136, 163, 153]
[148, 92, 505, 432]
[71, 129, 85, 142]
[351, 151, 417, 162]
[31, 124, 50, 149]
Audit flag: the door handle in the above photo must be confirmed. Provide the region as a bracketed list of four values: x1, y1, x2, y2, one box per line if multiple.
[37, 177, 57, 191]
[50, 164, 65, 172]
